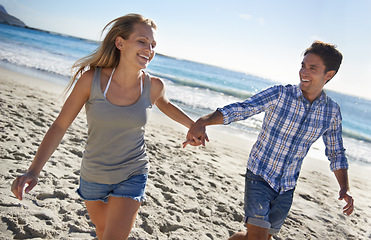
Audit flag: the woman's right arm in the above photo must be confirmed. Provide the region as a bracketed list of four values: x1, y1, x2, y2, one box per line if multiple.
[11, 70, 94, 200]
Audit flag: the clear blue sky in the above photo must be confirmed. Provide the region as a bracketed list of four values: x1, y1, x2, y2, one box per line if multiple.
[1, 0, 371, 99]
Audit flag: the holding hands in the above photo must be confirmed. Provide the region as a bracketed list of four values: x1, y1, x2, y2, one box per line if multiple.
[183, 110, 223, 148]
[182, 120, 209, 148]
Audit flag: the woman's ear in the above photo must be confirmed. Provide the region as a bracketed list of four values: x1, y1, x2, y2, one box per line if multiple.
[115, 36, 125, 50]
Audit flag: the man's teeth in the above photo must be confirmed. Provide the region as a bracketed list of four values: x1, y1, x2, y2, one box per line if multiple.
[302, 79, 310, 82]
[140, 54, 149, 60]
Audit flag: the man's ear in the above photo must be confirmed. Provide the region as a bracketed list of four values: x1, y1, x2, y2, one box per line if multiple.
[325, 70, 336, 82]
[115, 36, 125, 50]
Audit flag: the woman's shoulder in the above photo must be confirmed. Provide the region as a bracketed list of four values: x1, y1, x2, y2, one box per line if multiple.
[73, 69, 96, 95]
[77, 69, 94, 85]
[82, 68, 95, 77]
[79, 67, 113, 84]
[149, 75, 164, 87]
[149, 75, 165, 93]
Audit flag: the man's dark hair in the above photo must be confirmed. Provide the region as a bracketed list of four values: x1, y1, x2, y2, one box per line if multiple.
[304, 41, 343, 78]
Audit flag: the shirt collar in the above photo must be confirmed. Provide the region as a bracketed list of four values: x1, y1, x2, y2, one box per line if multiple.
[294, 85, 328, 105]
[316, 90, 328, 104]
[294, 85, 303, 99]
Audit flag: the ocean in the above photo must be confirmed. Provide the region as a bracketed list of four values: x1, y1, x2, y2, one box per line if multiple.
[1, 23, 370, 168]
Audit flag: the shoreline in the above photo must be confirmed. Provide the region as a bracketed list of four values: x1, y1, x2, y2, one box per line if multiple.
[1, 67, 370, 239]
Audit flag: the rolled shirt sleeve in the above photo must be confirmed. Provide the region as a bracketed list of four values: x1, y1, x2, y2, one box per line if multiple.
[323, 110, 349, 171]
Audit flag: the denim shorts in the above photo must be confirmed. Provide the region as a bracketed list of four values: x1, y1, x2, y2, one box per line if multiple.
[244, 170, 294, 235]
[76, 174, 148, 203]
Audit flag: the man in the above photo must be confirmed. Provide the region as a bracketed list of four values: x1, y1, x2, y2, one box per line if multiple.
[183, 41, 354, 240]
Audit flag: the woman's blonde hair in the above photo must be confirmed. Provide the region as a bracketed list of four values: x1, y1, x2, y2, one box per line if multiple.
[65, 13, 157, 93]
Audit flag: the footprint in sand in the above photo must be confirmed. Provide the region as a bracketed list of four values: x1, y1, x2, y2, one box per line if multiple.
[36, 191, 69, 201]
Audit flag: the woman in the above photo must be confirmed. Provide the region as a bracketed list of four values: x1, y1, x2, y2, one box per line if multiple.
[11, 14, 201, 239]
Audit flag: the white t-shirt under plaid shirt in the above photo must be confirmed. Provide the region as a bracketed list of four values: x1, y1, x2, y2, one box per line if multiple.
[217, 84, 348, 194]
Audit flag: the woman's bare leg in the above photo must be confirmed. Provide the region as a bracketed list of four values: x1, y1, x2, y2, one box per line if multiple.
[85, 200, 108, 240]
[103, 196, 141, 240]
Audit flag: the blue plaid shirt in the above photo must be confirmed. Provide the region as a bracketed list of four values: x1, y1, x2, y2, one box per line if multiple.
[217, 84, 348, 194]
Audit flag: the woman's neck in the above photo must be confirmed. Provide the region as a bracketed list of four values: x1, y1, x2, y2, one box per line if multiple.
[113, 62, 143, 86]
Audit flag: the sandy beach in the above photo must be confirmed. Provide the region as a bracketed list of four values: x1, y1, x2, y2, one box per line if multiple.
[1, 67, 370, 239]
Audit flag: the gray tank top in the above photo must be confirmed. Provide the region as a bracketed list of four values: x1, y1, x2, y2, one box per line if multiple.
[80, 68, 152, 184]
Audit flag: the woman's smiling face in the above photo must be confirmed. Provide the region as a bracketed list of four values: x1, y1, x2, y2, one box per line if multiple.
[117, 23, 157, 70]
